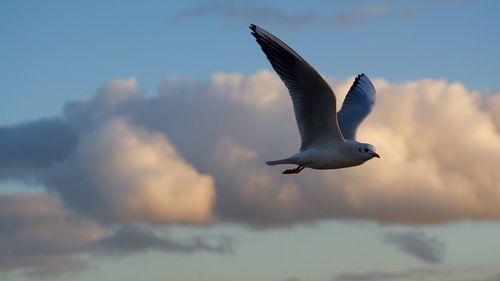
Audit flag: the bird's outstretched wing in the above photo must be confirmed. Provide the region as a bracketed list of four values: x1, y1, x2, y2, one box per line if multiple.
[250, 24, 343, 150]
[337, 74, 376, 140]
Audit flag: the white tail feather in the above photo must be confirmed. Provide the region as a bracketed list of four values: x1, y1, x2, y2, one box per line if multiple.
[265, 158, 295, 166]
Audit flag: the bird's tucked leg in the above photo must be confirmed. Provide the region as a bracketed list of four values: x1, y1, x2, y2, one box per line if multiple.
[283, 165, 305, 174]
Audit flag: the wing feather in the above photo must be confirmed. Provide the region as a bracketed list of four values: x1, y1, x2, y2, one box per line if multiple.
[337, 74, 376, 140]
[250, 24, 343, 150]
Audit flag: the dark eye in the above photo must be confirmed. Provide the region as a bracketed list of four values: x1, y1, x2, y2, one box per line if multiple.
[364, 148, 369, 152]
[358, 148, 362, 152]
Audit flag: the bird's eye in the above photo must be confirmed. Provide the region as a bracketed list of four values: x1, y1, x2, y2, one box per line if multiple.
[364, 148, 369, 152]
[358, 148, 362, 152]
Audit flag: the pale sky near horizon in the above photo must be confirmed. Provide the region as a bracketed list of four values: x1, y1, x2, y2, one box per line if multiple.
[1, 1, 500, 281]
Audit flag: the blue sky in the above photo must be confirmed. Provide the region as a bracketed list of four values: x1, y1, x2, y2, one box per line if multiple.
[1, 0, 499, 125]
[1, 1, 500, 281]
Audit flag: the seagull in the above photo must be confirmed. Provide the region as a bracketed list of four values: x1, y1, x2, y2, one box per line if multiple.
[249, 24, 380, 174]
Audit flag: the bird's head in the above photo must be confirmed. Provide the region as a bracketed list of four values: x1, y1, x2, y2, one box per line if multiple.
[355, 143, 380, 161]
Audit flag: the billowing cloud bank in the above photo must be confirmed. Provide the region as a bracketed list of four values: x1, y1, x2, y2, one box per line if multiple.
[47, 118, 215, 224]
[3, 71, 500, 226]
[1, 71, 500, 274]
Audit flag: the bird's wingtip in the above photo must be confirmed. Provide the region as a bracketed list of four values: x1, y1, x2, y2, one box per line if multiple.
[249, 24, 259, 38]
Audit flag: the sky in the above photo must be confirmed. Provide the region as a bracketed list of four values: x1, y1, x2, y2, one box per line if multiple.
[1, 1, 500, 281]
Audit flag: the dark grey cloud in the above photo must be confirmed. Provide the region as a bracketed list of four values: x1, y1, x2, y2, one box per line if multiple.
[174, 3, 316, 29]
[383, 231, 446, 264]
[335, 268, 441, 281]
[20, 260, 87, 280]
[173, 0, 477, 30]
[335, 268, 500, 281]
[0, 193, 105, 277]
[0, 193, 230, 279]
[0, 118, 75, 180]
[173, 2, 392, 29]
[96, 224, 232, 255]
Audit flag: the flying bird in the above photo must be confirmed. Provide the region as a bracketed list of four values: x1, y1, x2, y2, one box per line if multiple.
[249, 24, 380, 174]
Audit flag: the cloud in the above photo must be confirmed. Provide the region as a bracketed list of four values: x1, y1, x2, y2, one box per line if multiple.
[174, 3, 316, 29]
[5, 78, 214, 225]
[20, 261, 88, 280]
[153, 72, 500, 226]
[96, 224, 232, 255]
[483, 93, 500, 134]
[334, 268, 500, 281]
[173, 2, 392, 29]
[2, 71, 500, 228]
[1, 70, 500, 275]
[173, 1, 479, 30]
[0, 118, 75, 180]
[335, 268, 442, 281]
[0, 193, 230, 278]
[46, 117, 216, 224]
[383, 231, 445, 264]
[0, 193, 107, 276]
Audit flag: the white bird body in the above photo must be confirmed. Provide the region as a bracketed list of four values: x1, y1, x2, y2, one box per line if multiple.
[250, 24, 379, 174]
[267, 140, 374, 170]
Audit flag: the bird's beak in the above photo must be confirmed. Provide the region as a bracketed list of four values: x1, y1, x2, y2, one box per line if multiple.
[372, 152, 380, 158]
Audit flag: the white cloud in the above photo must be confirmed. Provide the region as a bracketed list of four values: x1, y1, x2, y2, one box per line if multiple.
[483, 92, 500, 134]
[2, 71, 500, 228]
[169, 72, 500, 226]
[210, 70, 286, 108]
[46, 117, 216, 224]
[323, 78, 500, 224]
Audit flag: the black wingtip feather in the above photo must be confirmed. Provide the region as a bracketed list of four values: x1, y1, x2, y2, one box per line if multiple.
[250, 24, 260, 40]
[347, 73, 367, 94]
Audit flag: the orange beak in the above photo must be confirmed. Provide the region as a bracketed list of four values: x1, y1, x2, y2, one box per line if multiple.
[372, 152, 380, 158]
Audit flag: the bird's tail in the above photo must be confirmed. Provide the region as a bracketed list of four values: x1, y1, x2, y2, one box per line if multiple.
[265, 158, 296, 166]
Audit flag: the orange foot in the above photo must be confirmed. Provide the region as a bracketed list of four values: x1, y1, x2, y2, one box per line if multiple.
[283, 165, 305, 174]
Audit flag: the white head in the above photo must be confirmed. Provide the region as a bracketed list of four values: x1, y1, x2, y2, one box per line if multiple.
[354, 142, 380, 162]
